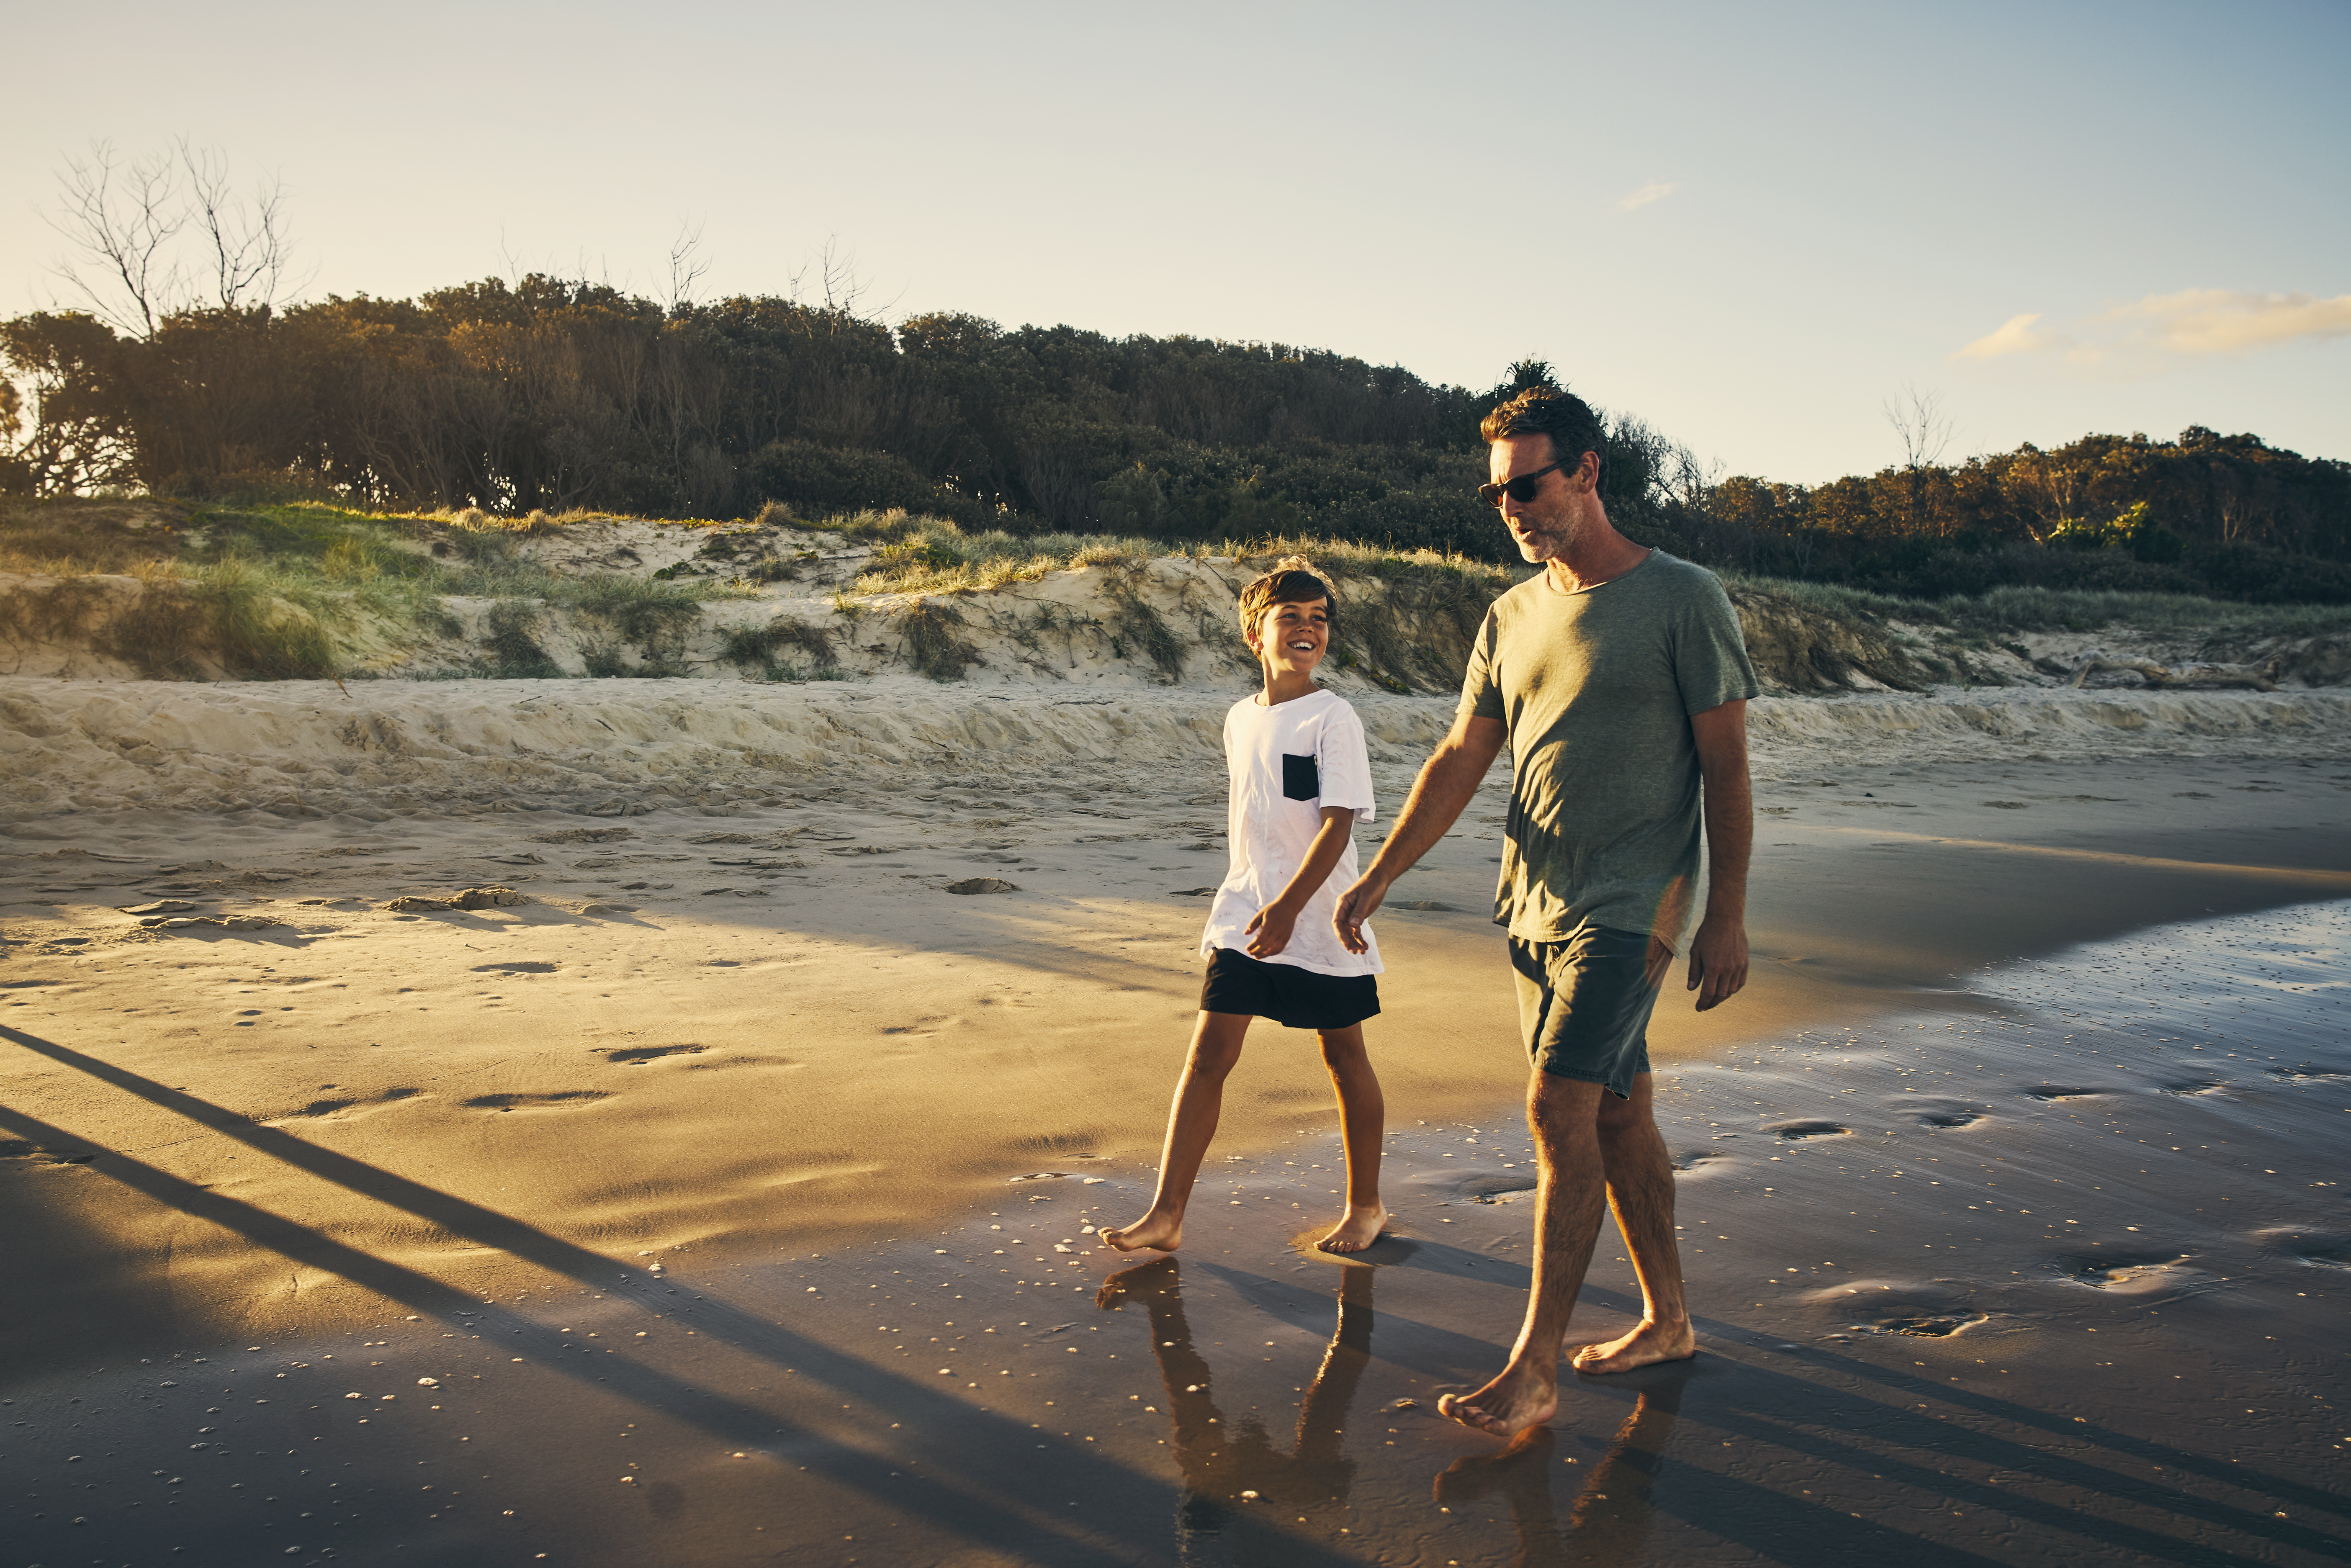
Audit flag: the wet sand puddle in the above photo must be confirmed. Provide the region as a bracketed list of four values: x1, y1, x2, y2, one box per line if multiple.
[5, 903, 2348, 1565]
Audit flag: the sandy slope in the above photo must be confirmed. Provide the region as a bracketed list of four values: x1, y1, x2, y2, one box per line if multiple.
[5, 674, 2350, 825]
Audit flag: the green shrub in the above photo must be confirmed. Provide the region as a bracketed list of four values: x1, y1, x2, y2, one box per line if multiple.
[894, 598, 980, 680]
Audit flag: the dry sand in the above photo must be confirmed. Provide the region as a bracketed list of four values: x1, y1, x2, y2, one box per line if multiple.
[3, 674, 2349, 1565]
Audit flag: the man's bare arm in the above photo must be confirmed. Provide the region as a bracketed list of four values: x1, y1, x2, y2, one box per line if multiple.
[1333, 713, 1507, 953]
[1686, 699, 1752, 1011]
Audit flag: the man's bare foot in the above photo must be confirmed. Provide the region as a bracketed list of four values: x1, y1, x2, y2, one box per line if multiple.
[1316, 1203, 1389, 1254]
[1099, 1210, 1183, 1253]
[1570, 1319, 1695, 1374]
[1436, 1358, 1559, 1439]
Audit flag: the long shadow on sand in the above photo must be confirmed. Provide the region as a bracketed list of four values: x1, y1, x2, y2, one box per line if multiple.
[0, 1023, 1368, 1568]
[12, 1023, 2345, 1565]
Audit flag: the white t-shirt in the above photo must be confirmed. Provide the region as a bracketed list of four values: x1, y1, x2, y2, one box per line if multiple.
[1199, 687, 1382, 977]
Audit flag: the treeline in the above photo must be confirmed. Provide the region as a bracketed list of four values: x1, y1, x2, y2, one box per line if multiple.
[1667, 427, 2351, 603]
[0, 278, 1505, 554]
[5, 275, 2350, 602]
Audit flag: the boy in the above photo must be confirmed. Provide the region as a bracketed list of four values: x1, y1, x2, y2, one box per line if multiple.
[1101, 557, 1388, 1257]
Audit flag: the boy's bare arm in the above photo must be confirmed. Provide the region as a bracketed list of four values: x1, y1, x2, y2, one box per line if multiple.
[1333, 714, 1506, 953]
[1245, 806, 1360, 957]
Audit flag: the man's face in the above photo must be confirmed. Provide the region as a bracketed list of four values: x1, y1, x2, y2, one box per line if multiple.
[1489, 435, 1594, 564]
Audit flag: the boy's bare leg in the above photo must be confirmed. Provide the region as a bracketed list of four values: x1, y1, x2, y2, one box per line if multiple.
[1438, 1074, 1608, 1437]
[1572, 1072, 1695, 1372]
[1101, 1012, 1251, 1253]
[1314, 1024, 1388, 1253]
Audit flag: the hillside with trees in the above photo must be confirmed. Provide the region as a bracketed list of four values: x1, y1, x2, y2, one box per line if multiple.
[5, 277, 2347, 604]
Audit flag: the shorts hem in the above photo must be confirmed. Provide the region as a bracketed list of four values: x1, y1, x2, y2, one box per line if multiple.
[1531, 1060, 1640, 1099]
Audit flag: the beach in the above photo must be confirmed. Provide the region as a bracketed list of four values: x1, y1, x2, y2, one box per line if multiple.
[4, 677, 2349, 1565]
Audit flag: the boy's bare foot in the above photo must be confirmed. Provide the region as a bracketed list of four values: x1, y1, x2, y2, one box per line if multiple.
[1315, 1203, 1389, 1254]
[1436, 1358, 1559, 1438]
[1099, 1211, 1183, 1253]
[1570, 1319, 1696, 1374]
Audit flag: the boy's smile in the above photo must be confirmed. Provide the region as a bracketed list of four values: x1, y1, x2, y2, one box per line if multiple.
[1252, 599, 1331, 684]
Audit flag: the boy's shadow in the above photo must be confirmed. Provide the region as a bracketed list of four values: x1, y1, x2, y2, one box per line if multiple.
[1433, 1380, 1684, 1567]
[1098, 1257, 1377, 1563]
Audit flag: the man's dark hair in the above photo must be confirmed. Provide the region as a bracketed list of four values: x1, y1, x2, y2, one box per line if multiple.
[1480, 385, 1606, 484]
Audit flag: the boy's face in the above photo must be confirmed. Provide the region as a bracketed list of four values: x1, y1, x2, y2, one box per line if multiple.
[1248, 594, 1331, 678]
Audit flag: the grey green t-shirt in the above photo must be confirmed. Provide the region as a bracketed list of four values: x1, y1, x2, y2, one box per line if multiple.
[1458, 550, 1758, 946]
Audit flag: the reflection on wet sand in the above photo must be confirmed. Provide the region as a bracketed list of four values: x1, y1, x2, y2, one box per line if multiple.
[1100, 1257, 1378, 1562]
[1436, 1382, 1683, 1566]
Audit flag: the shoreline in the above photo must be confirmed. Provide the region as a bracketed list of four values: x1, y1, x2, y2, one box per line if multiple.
[4, 895, 2343, 1564]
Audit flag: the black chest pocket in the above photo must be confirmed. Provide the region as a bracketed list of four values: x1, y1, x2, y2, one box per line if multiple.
[1281, 753, 1320, 802]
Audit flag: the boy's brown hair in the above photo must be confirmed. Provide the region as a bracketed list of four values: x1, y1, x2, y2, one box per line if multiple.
[1237, 555, 1338, 648]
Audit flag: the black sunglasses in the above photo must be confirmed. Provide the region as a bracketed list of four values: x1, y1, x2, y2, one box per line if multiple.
[1478, 460, 1563, 509]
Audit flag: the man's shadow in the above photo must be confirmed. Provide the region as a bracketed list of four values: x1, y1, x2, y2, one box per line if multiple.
[1432, 1379, 1684, 1567]
[1098, 1257, 1377, 1564]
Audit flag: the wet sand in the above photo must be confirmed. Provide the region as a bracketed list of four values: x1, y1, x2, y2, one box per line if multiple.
[3, 726, 2349, 1563]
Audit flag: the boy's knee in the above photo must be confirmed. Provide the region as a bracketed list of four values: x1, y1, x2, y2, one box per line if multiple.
[1317, 1031, 1368, 1066]
[1187, 1036, 1246, 1077]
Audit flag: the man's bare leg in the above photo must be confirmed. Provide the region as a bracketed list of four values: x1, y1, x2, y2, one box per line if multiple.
[1101, 1012, 1251, 1253]
[1438, 1074, 1608, 1437]
[1572, 1072, 1696, 1373]
[1315, 1024, 1388, 1252]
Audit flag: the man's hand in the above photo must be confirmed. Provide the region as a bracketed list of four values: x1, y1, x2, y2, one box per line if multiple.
[1245, 900, 1301, 958]
[1332, 871, 1390, 955]
[1685, 912, 1748, 1011]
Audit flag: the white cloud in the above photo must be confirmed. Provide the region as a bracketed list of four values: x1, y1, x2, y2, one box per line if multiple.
[2093, 288, 2351, 356]
[1953, 289, 2351, 373]
[1616, 180, 1680, 213]
[1954, 312, 2051, 360]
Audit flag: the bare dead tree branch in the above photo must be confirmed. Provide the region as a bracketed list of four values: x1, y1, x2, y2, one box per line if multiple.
[664, 220, 710, 311]
[1883, 383, 1953, 471]
[42, 139, 302, 337]
[178, 138, 304, 311]
[44, 139, 186, 337]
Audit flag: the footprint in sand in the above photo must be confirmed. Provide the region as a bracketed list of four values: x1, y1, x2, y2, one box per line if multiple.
[471, 961, 558, 974]
[2159, 1079, 2228, 1097]
[2251, 1228, 2351, 1270]
[1766, 1119, 1851, 1140]
[1671, 1150, 1731, 1172]
[2023, 1086, 2107, 1101]
[270, 1087, 426, 1125]
[601, 1045, 707, 1065]
[463, 1091, 612, 1112]
[1871, 1312, 1987, 1338]
[1906, 1099, 1986, 1128]
[2057, 1251, 2199, 1291]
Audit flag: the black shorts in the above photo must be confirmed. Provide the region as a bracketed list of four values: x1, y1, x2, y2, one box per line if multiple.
[1510, 925, 1664, 1100]
[1200, 947, 1380, 1032]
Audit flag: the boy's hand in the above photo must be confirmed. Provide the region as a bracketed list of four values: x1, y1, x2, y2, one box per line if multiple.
[1244, 901, 1299, 957]
[1332, 871, 1388, 954]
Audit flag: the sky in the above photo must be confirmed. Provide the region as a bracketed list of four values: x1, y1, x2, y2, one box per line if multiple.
[5, 0, 2346, 483]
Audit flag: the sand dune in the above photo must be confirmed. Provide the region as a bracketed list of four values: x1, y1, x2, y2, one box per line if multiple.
[6, 676, 2349, 825]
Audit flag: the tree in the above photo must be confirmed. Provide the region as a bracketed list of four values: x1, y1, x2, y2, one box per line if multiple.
[1882, 383, 1953, 537]
[43, 139, 302, 340]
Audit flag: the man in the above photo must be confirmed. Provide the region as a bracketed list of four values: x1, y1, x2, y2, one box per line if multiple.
[1332, 384, 1758, 1438]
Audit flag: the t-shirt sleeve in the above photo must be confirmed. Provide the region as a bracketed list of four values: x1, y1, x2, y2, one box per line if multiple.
[1673, 571, 1762, 716]
[1457, 606, 1505, 722]
[1317, 703, 1376, 824]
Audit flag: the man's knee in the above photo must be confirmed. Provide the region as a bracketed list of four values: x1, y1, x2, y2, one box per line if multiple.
[1527, 1072, 1605, 1139]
